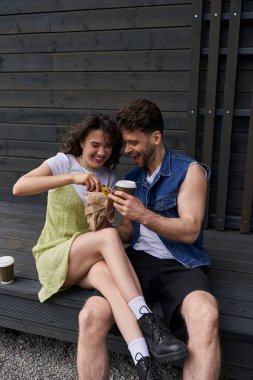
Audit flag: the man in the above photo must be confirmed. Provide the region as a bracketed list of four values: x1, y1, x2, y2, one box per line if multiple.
[77, 99, 221, 380]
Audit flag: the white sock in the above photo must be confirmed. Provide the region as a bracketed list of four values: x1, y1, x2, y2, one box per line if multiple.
[128, 296, 152, 320]
[128, 337, 150, 365]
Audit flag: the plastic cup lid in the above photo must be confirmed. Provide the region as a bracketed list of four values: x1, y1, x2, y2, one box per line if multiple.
[0, 256, 15, 267]
[115, 180, 136, 188]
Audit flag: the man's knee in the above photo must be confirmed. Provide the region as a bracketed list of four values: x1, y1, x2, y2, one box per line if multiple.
[79, 296, 114, 339]
[181, 291, 219, 338]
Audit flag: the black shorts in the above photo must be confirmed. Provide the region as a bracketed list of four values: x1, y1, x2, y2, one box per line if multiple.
[126, 246, 212, 335]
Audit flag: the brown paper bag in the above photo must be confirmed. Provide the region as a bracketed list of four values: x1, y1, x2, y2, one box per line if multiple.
[85, 191, 115, 231]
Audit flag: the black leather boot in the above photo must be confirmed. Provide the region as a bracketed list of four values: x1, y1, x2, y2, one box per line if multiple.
[138, 312, 188, 362]
[135, 355, 161, 380]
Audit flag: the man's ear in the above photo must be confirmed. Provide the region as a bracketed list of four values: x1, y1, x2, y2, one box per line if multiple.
[152, 131, 162, 145]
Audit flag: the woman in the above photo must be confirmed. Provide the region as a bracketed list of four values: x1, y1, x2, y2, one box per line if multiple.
[13, 114, 163, 379]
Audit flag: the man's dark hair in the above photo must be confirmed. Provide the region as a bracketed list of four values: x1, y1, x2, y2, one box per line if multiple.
[116, 99, 164, 134]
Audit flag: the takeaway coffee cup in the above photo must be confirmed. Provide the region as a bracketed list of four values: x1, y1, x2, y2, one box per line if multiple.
[114, 180, 136, 195]
[0, 256, 15, 284]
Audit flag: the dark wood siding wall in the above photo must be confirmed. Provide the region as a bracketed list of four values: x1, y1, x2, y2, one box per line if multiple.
[0, 0, 193, 206]
[0, 0, 252, 231]
[188, 0, 253, 231]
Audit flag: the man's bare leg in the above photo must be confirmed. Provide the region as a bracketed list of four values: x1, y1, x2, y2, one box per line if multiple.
[180, 291, 221, 380]
[77, 296, 114, 380]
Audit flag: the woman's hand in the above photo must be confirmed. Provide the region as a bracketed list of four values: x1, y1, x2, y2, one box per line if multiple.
[72, 173, 101, 192]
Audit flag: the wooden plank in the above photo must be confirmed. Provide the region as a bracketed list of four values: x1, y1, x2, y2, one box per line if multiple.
[0, 90, 54, 108]
[0, 0, 191, 15]
[200, 54, 253, 71]
[216, 0, 242, 230]
[240, 91, 253, 233]
[0, 72, 189, 92]
[210, 257, 253, 274]
[0, 208, 45, 224]
[0, 124, 61, 141]
[203, 0, 253, 14]
[204, 228, 253, 246]
[201, 21, 251, 51]
[199, 69, 253, 93]
[0, 172, 24, 188]
[202, 0, 222, 227]
[218, 298, 253, 320]
[0, 200, 45, 214]
[53, 91, 188, 111]
[50, 5, 192, 32]
[199, 92, 251, 110]
[53, 50, 191, 71]
[208, 269, 253, 288]
[0, 107, 77, 125]
[211, 188, 243, 211]
[207, 152, 247, 173]
[0, 157, 43, 172]
[0, 140, 59, 158]
[202, 47, 253, 55]
[187, 0, 203, 158]
[213, 283, 253, 304]
[0, 13, 50, 34]
[0, 53, 52, 72]
[219, 314, 253, 336]
[0, 108, 187, 129]
[197, 130, 248, 155]
[0, 188, 47, 205]
[209, 172, 246, 191]
[0, 220, 42, 241]
[0, 5, 192, 34]
[0, 28, 191, 53]
[0, 237, 38, 253]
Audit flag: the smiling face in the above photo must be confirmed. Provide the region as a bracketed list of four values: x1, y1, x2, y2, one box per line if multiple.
[122, 129, 163, 173]
[80, 129, 113, 170]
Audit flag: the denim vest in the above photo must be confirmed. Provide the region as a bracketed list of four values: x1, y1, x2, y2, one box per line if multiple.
[125, 147, 210, 268]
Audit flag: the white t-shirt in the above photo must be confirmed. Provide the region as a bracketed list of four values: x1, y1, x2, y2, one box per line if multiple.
[45, 152, 116, 205]
[134, 162, 207, 260]
[133, 164, 175, 259]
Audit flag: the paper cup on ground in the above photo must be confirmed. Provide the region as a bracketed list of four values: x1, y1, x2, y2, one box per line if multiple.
[114, 180, 136, 195]
[0, 256, 15, 284]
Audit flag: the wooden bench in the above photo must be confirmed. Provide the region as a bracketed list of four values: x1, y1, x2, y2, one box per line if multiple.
[0, 199, 253, 379]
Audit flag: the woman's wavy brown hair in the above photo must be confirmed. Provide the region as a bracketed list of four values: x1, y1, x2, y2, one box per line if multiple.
[61, 114, 122, 169]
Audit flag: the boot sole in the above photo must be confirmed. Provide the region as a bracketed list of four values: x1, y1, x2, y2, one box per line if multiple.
[150, 347, 188, 363]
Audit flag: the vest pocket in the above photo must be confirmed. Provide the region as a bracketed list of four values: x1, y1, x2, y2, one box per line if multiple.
[151, 195, 177, 212]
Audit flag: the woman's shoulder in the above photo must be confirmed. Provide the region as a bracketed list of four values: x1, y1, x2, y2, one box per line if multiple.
[45, 152, 72, 175]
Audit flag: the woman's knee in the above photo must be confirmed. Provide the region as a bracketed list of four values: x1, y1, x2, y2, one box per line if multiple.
[79, 296, 114, 338]
[98, 227, 119, 244]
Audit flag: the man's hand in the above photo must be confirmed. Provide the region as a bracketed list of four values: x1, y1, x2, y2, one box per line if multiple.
[108, 191, 146, 222]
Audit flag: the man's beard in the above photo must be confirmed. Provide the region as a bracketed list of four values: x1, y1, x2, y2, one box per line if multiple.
[138, 143, 155, 168]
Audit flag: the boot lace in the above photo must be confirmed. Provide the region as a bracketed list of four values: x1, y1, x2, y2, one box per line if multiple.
[135, 353, 159, 380]
[140, 307, 171, 340]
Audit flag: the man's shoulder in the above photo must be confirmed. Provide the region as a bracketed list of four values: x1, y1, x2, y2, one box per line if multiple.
[170, 150, 210, 179]
[170, 150, 195, 165]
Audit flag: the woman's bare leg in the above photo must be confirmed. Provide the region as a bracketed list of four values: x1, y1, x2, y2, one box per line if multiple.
[64, 228, 142, 302]
[80, 260, 143, 344]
